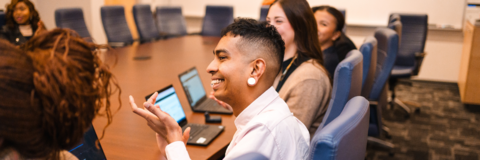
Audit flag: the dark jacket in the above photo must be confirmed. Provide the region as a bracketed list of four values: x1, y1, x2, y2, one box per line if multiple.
[0, 25, 37, 45]
[323, 33, 357, 77]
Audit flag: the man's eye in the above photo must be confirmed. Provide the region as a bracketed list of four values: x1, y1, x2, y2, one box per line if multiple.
[276, 21, 282, 23]
[219, 56, 227, 60]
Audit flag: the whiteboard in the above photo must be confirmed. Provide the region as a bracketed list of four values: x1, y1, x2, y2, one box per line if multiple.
[168, 0, 466, 29]
[307, 0, 466, 29]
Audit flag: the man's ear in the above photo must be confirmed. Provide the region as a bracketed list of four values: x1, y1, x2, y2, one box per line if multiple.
[248, 58, 266, 86]
[332, 30, 342, 41]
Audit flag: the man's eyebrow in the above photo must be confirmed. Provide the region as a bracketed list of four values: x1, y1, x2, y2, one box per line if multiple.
[213, 49, 229, 55]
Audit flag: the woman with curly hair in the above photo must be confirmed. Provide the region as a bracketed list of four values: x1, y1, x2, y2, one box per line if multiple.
[0, 28, 120, 160]
[0, 0, 46, 45]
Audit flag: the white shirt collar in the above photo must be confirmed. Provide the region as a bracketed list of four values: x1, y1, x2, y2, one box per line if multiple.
[234, 87, 279, 131]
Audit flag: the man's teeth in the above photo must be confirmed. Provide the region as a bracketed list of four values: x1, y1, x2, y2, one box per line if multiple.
[211, 79, 223, 86]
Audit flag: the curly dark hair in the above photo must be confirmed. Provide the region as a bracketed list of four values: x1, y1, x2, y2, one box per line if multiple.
[0, 28, 121, 159]
[5, 0, 41, 30]
[221, 18, 285, 77]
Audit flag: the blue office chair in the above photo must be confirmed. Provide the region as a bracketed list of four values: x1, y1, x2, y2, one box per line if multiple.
[318, 50, 363, 130]
[155, 6, 187, 37]
[259, 5, 269, 22]
[133, 4, 160, 43]
[55, 8, 92, 41]
[388, 19, 402, 46]
[308, 96, 370, 160]
[201, 5, 234, 37]
[366, 28, 399, 151]
[388, 14, 428, 116]
[100, 5, 134, 47]
[0, 11, 6, 28]
[359, 36, 377, 99]
[389, 14, 401, 23]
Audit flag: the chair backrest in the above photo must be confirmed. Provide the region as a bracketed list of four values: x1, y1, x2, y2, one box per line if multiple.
[388, 20, 402, 46]
[133, 4, 160, 43]
[259, 5, 269, 22]
[55, 8, 91, 39]
[0, 11, 6, 28]
[389, 14, 401, 23]
[391, 13, 428, 67]
[100, 5, 133, 47]
[201, 5, 234, 37]
[155, 6, 187, 37]
[359, 36, 377, 99]
[308, 96, 370, 160]
[369, 28, 398, 100]
[318, 50, 363, 129]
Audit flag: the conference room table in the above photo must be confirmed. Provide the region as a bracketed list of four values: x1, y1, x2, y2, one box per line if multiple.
[92, 35, 236, 160]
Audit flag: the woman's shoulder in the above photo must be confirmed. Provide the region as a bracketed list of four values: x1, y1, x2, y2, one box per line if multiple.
[292, 60, 329, 80]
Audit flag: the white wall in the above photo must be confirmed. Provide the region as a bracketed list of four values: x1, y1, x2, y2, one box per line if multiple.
[169, 0, 263, 19]
[165, 0, 466, 29]
[90, 0, 106, 44]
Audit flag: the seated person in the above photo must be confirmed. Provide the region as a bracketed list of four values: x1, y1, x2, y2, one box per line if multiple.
[267, 0, 331, 137]
[0, 29, 119, 159]
[312, 5, 357, 76]
[1, 0, 46, 45]
[129, 18, 310, 159]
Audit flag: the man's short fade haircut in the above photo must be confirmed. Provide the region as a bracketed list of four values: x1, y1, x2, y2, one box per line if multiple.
[221, 18, 285, 73]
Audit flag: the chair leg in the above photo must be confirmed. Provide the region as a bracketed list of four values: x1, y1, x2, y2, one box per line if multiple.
[394, 98, 411, 116]
[367, 137, 394, 149]
[367, 137, 395, 156]
[382, 125, 392, 139]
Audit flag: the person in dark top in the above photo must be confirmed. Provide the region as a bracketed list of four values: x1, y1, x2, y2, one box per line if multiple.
[312, 5, 357, 77]
[0, 0, 46, 45]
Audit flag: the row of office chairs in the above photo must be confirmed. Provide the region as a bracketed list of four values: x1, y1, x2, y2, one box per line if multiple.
[312, 27, 399, 158]
[54, 5, 235, 47]
[311, 12, 427, 157]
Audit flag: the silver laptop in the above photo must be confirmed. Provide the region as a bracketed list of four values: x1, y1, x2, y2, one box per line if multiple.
[178, 67, 233, 114]
[145, 85, 225, 146]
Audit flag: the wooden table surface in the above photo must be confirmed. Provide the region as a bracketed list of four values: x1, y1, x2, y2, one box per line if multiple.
[92, 36, 236, 160]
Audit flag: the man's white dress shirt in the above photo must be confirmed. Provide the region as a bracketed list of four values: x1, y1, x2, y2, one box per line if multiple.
[165, 87, 310, 160]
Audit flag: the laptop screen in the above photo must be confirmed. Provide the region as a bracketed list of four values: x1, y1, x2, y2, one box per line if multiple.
[151, 86, 187, 123]
[68, 126, 107, 160]
[179, 68, 206, 107]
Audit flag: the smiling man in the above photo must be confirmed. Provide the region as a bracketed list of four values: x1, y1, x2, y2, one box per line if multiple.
[130, 18, 310, 159]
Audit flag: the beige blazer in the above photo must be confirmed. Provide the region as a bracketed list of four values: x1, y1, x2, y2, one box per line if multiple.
[273, 59, 332, 137]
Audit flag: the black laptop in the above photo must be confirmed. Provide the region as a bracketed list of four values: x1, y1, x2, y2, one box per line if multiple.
[178, 67, 233, 114]
[145, 85, 225, 146]
[68, 126, 107, 160]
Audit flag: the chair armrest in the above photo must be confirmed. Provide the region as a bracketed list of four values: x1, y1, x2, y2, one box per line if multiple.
[369, 100, 379, 106]
[413, 52, 426, 76]
[415, 52, 426, 58]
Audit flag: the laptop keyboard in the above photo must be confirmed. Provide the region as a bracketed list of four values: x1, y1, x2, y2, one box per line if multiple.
[183, 124, 208, 139]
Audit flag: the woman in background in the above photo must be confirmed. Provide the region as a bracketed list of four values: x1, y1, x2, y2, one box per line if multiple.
[266, 0, 332, 136]
[0, 29, 119, 160]
[1, 0, 45, 45]
[312, 5, 357, 76]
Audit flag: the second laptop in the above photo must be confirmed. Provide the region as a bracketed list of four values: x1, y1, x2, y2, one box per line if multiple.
[178, 67, 233, 114]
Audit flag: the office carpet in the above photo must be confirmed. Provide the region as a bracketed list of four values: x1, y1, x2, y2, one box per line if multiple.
[366, 80, 480, 160]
